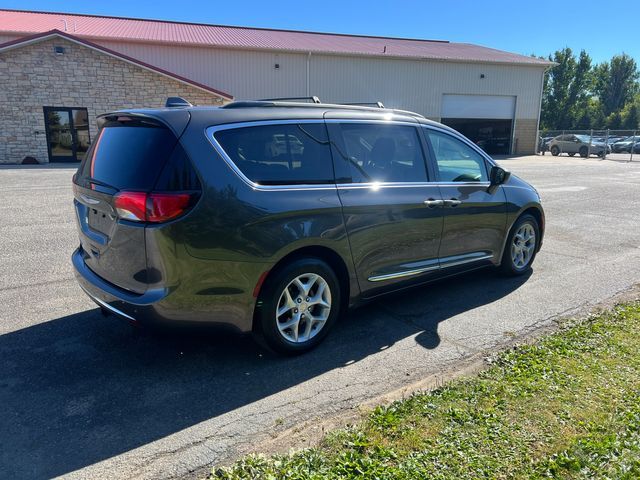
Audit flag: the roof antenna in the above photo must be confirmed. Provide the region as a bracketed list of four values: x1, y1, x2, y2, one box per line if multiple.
[60, 19, 68, 32]
[165, 96, 192, 108]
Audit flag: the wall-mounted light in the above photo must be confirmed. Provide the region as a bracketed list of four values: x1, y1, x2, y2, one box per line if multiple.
[480, 73, 485, 79]
[54, 46, 65, 55]
[274, 63, 280, 69]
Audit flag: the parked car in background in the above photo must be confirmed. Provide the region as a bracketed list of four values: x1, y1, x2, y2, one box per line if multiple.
[476, 137, 510, 154]
[612, 136, 640, 153]
[606, 136, 625, 145]
[547, 134, 610, 157]
[538, 136, 554, 154]
[71, 98, 544, 354]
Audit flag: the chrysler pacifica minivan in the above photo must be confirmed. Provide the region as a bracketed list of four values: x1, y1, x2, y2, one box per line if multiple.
[72, 98, 544, 354]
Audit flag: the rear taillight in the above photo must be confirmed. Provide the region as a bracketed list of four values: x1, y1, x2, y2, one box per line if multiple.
[114, 191, 194, 223]
[147, 193, 191, 222]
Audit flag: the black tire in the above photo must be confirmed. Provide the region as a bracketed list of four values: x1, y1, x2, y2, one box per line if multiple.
[579, 146, 589, 158]
[499, 214, 540, 276]
[255, 258, 341, 355]
[550, 146, 560, 156]
[568, 152, 576, 157]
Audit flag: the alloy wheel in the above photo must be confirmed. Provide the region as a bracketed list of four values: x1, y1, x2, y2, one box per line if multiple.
[511, 223, 536, 269]
[275, 273, 332, 343]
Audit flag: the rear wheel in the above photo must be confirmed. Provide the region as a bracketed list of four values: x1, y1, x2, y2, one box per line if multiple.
[255, 258, 341, 355]
[550, 146, 560, 156]
[500, 214, 540, 276]
[579, 146, 589, 158]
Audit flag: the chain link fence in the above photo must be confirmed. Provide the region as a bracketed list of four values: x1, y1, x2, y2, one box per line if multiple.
[537, 129, 638, 161]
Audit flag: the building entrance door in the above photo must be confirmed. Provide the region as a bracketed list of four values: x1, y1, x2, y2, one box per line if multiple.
[43, 107, 91, 162]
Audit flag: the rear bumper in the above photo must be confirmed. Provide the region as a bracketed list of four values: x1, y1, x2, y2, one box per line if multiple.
[72, 247, 258, 332]
[72, 247, 169, 325]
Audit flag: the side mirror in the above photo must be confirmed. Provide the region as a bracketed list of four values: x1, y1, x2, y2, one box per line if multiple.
[489, 165, 510, 186]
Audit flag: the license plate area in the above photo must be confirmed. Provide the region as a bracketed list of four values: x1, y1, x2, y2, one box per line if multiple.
[87, 208, 113, 235]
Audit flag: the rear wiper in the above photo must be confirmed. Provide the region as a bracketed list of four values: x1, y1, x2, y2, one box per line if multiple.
[84, 177, 117, 190]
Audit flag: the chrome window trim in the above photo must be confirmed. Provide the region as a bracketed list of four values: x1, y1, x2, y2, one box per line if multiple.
[337, 181, 490, 190]
[206, 118, 421, 192]
[204, 119, 494, 192]
[205, 120, 337, 192]
[367, 253, 494, 282]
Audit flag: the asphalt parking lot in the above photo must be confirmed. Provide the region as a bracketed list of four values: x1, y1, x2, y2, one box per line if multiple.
[1, 155, 639, 479]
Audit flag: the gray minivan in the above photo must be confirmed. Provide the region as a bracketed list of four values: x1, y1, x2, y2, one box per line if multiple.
[72, 99, 544, 354]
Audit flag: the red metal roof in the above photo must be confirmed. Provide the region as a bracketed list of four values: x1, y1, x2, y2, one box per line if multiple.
[0, 30, 233, 99]
[0, 9, 551, 66]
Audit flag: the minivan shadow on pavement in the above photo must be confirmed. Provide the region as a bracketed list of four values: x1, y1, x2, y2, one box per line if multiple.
[0, 269, 530, 479]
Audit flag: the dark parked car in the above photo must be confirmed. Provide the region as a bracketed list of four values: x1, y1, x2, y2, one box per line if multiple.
[72, 99, 544, 354]
[612, 136, 640, 153]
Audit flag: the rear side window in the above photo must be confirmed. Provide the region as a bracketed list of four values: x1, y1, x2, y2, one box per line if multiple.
[214, 123, 334, 185]
[77, 122, 178, 191]
[332, 123, 428, 183]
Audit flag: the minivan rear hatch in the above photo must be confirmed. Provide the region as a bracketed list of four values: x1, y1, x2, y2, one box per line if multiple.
[72, 113, 199, 294]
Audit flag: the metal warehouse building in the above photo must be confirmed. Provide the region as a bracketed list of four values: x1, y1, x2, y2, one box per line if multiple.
[0, 9, 552, 164]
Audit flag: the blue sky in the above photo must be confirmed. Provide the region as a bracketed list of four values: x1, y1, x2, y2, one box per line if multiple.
[2, 0, 639, 63]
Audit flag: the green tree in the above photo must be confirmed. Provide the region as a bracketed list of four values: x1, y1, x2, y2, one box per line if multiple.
[541, 48, 593, 130]
[607, 112, 623, 129]
[594, 54, 639, 116]
[622, 104, 639, 130]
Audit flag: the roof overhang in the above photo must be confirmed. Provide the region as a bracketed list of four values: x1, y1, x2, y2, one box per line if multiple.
[0, 29, 234, 100]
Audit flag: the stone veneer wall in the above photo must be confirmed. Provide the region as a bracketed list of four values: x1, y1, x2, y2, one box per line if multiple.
[0, 37, 228, 164]
[513, 118, 538, 155]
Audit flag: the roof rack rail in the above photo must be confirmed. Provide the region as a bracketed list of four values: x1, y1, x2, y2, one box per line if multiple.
[341, 102, 385, 108]
[258, 96, 321, 104]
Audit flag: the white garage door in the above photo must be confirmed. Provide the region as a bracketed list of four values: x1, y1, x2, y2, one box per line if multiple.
[442, 94, 516, 120]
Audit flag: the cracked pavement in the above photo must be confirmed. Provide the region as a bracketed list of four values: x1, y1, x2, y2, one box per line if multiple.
[1, 155, 639, 479]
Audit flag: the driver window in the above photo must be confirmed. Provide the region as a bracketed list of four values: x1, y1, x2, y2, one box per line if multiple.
[426, 130, 488, 182]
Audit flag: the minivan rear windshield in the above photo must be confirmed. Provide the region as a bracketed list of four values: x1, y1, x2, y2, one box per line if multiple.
[77, 122, 178, 191]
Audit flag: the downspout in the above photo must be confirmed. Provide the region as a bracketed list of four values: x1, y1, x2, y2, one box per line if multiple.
[306, 52, 311, 96]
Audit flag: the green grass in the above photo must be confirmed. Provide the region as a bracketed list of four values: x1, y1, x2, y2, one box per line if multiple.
[210, 303, 640, 479]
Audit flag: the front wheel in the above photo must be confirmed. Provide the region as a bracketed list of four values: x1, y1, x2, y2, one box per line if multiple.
[500, 214, 540, 276]
[255, 258, 341, 355]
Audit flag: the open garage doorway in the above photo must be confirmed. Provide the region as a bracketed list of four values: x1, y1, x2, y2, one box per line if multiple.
[441, 94, 515, 155]
[441, 118, 513, 155]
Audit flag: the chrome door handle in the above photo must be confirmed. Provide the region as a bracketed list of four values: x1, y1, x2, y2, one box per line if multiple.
[423, 198, 444, 208]
[444, 198, 462, 207]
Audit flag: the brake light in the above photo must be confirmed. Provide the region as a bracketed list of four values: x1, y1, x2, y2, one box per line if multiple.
[114, 192, 147, 221]
[114, 192, 194, 223]
[148, 193, 191, 222]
